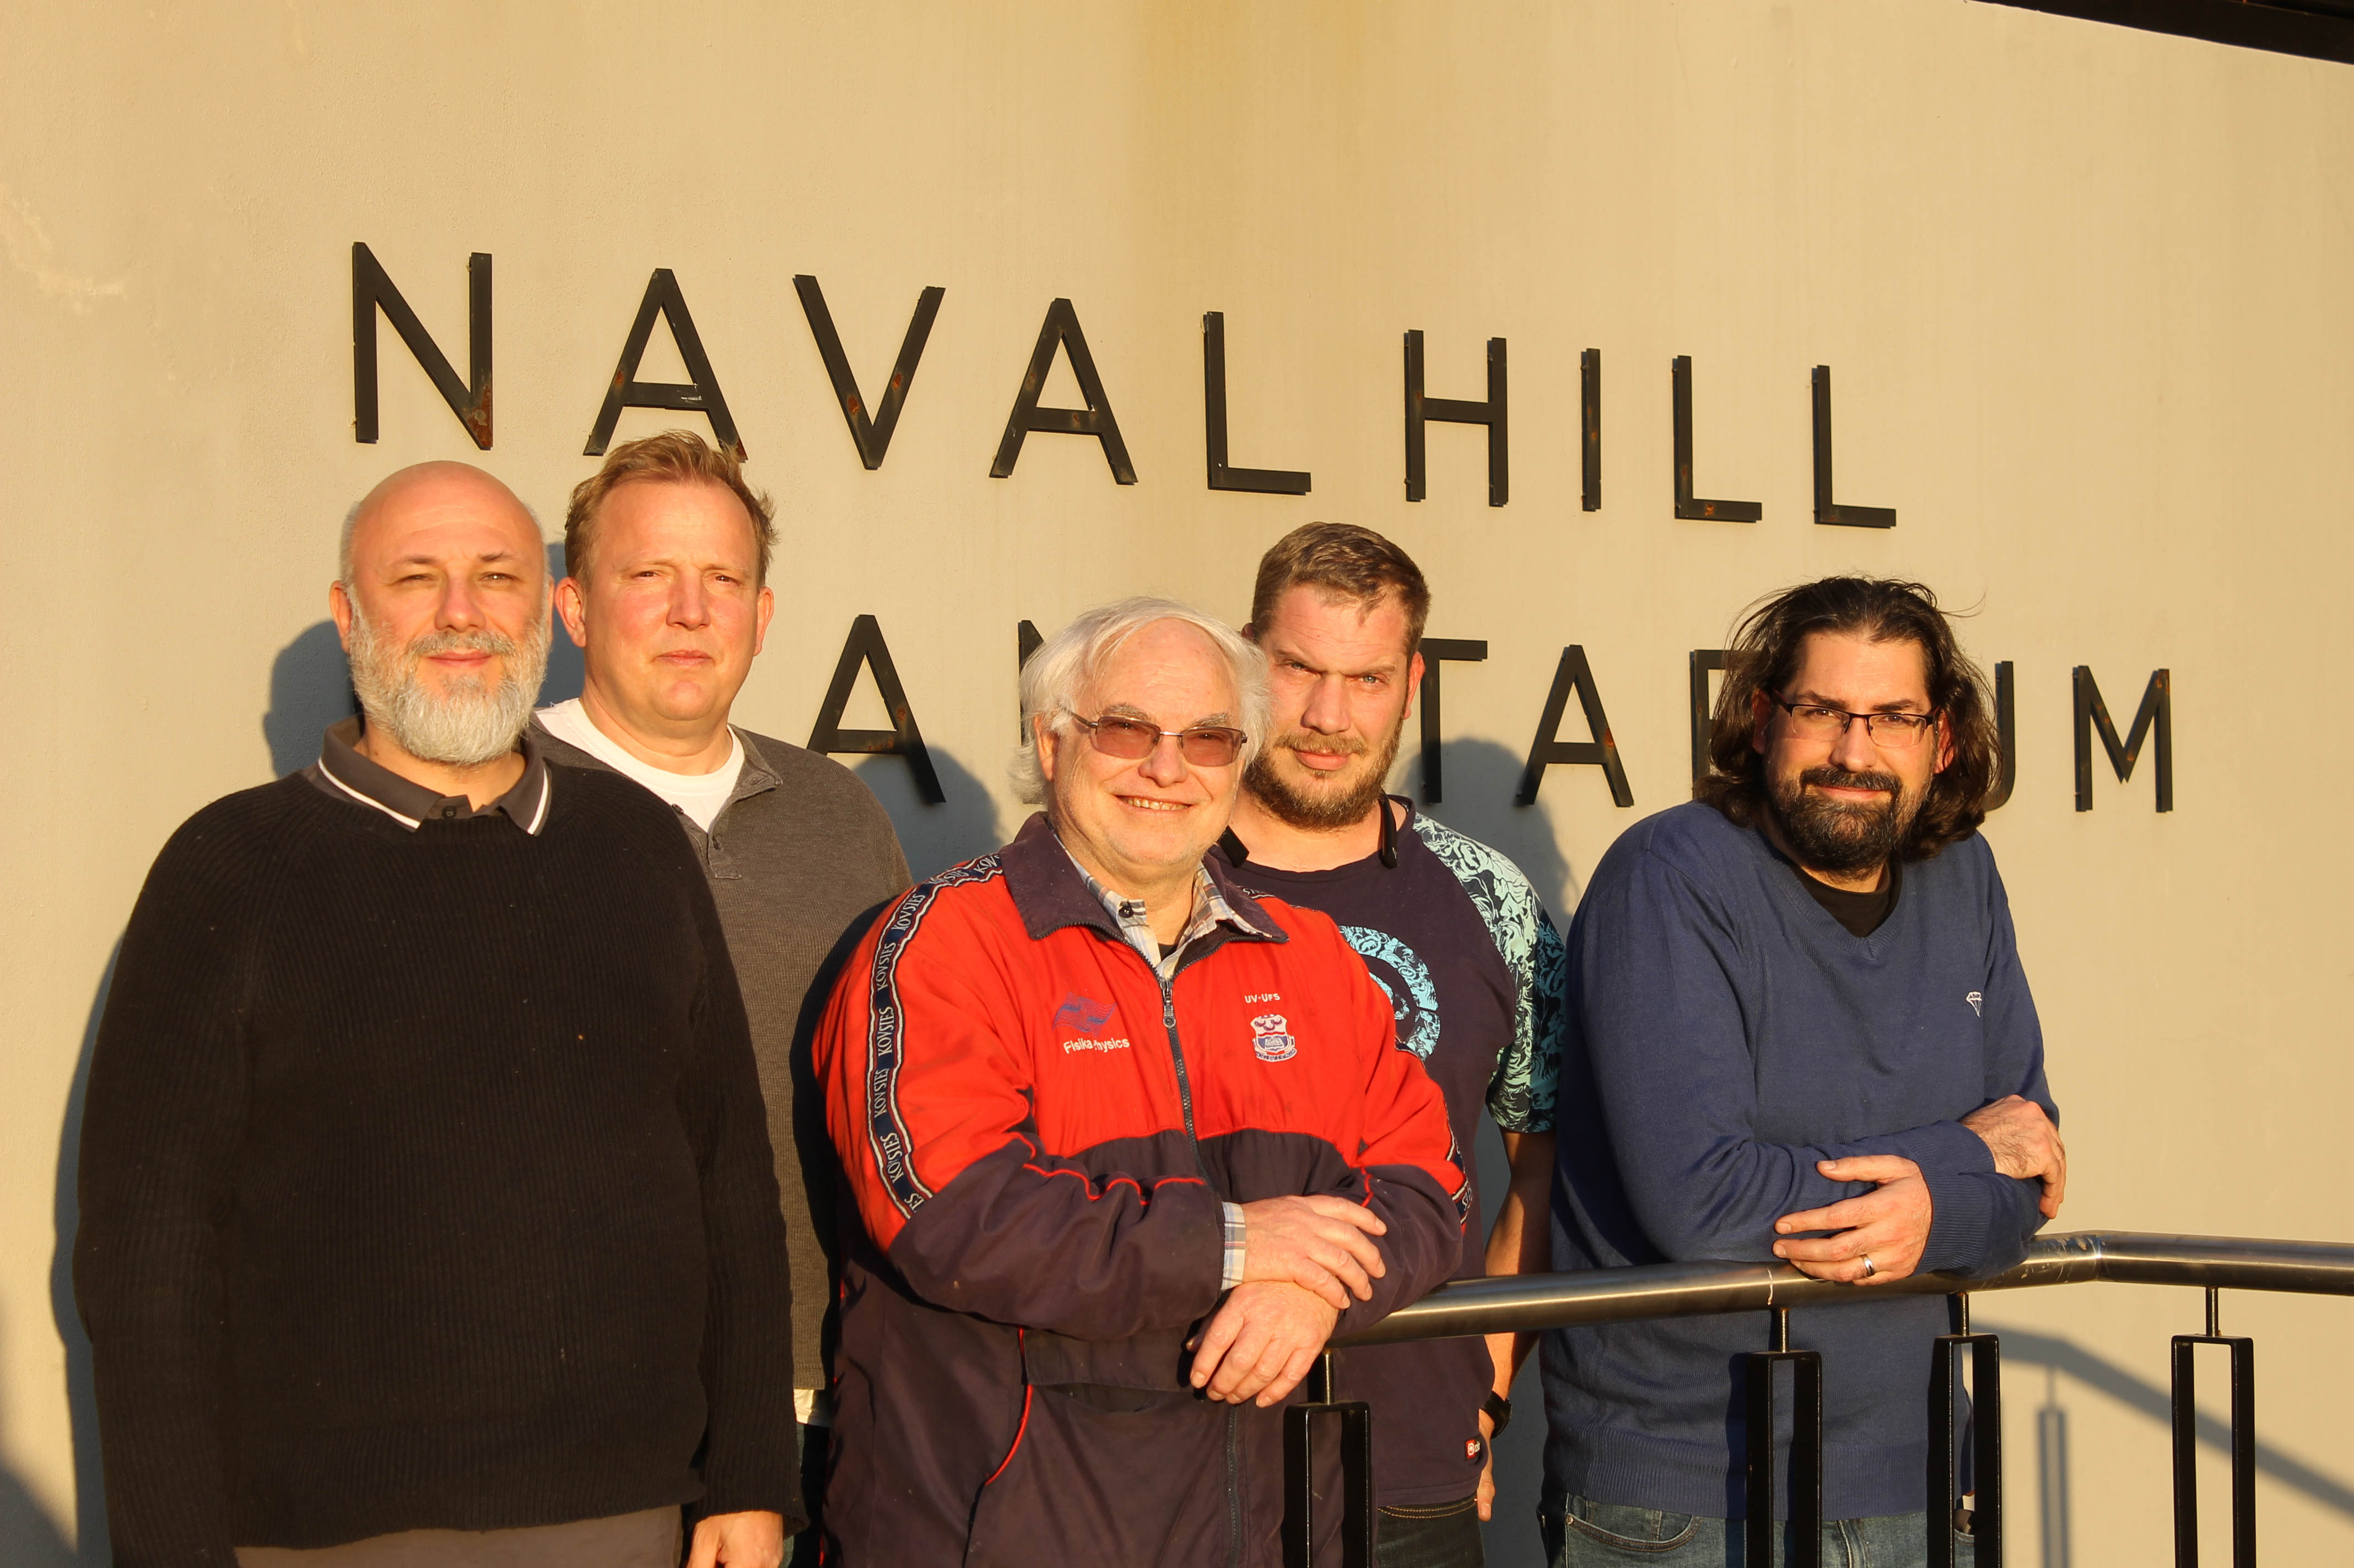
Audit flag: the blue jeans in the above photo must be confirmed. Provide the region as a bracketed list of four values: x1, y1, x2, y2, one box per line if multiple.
[1540, 1491, 1975, 1568]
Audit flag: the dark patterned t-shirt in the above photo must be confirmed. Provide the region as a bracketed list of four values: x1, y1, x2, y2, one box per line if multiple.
[1219, 799, 1565, 1508]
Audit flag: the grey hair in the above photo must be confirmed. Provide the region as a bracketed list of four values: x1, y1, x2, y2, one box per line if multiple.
[339, 499, 365, 585]
[1011, 597, 1271, 805]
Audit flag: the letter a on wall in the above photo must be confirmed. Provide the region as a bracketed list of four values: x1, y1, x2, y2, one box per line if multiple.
[1516, 646, 1634, 807]
[586, 269, 746, 458]
[808, 615, 947, 804]
[990, 299, 1137, 484]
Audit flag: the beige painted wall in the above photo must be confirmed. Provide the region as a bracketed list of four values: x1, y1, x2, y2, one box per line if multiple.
[3, 3, 2349, 1562]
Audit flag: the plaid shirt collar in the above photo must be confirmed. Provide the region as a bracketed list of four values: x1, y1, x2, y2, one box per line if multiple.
[1061, 844, 1253, 981]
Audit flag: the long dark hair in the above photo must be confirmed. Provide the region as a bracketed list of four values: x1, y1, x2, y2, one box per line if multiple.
[1695, 577, 2000, 861]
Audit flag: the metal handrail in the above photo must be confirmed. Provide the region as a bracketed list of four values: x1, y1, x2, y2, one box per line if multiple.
[1333, 1230, 2354, 1346]
[1289, 1231, 2353, 1567]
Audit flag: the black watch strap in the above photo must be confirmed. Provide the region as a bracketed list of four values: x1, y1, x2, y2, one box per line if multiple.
[1481, 1391, 1513, 1438]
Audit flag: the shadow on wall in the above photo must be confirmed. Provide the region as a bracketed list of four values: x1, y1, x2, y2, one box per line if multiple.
[0, 1463, 78, 1568]
[261, 623, 355, 780]
[539, 544, 584, 707]
[1983, 1320, 2354, 1533]
[25, 942, 121, 1567]
[853, 747, 1006, 883]
[1417, 737, 1585, 924]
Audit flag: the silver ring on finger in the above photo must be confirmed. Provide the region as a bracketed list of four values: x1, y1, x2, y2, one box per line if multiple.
[1860, 1254, 1876, 1278]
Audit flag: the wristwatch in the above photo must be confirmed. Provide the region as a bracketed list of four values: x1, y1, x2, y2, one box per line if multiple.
[1481, 1392, 1513, 1439]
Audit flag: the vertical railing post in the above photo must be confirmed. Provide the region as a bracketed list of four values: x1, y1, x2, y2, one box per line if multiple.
[2171, 1288, 2256, 1568]
[1745, 1306, 1822, 1567]
[1930, 1292, 2002, 1567]
[1283, 1351, 1375, 1568]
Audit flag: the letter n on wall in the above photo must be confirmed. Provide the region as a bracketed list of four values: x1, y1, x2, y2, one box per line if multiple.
[352, 242, 492, 448]
[809, 615, 946, 804]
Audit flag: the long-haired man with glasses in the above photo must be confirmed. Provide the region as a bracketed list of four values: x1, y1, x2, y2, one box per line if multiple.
[813, 598, 1470, 1567]
[1538, 577, 2066, 1567]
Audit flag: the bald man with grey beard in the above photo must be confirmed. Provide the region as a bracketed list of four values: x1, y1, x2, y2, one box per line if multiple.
[75, 463, 801, 1568]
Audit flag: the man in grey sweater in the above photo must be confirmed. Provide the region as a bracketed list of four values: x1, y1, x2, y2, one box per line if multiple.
[529, 431, 910, 1562]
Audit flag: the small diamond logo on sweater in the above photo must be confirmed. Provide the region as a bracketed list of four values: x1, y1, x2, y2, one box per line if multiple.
[1250, 1013, 1297, 1062]
[1966, 991, 1984, 1017]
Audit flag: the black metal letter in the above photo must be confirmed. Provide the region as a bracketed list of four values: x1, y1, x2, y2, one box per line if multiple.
[1016, 619, 1043, 742]
[1515, 646, 1633, 807]
[1672, 356, 1761, 523]
[807, 614, 946, 804]
[1203, 312, 1311, 495]
[1689, 649, 1728, 785]
[1414, 639, 1487, 804]
[1581, 348, 1602, 512]
[2073, 666, 2172, 812]
[793, 275, 944, 470]
[585, 269, 745, 459]
[352, 242, 491, 448]
[1985, 662, 2017, 812]
[1404, 331, 1508, 506]
[1811, 366, 1896, 529]
[990, 299, 1137, 484]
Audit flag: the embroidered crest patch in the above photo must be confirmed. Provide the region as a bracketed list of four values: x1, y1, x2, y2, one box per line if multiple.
[1250, 1012, 1297, 1062]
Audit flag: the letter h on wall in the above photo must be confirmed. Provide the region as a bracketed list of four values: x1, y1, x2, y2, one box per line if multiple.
[1405, 331, 1507, 506]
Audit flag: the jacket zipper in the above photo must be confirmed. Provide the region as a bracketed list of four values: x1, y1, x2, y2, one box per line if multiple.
[1158, 976, 1202, 1148]
[1225, 1404, 1243, 1568]
[1157, 966, 1238, 1566]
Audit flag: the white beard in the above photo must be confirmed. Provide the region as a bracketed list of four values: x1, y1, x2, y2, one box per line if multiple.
[347, 600, 549, 767]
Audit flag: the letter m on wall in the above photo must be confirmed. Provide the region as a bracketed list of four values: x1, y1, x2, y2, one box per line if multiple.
[352, 242, 492, 448]
[2074, 666, 2172, 812]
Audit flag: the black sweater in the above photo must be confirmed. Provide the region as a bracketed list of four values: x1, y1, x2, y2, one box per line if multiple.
[73, 768, 800, 1566]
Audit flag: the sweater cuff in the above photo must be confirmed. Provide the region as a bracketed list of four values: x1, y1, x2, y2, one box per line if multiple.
[1915, 1163, 1997, 1277]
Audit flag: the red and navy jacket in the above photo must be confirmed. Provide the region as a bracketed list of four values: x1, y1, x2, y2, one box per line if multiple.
[815, 813, 1470, 1567]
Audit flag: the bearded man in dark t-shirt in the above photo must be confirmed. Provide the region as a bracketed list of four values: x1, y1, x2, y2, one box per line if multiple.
[1219, 524, 1565, 1568]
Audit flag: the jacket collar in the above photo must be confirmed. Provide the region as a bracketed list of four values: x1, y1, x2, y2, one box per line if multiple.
[1000, 812, 1286, 948]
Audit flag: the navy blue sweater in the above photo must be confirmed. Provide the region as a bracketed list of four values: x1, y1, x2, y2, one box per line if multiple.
[1540, 803, 2055, 1521]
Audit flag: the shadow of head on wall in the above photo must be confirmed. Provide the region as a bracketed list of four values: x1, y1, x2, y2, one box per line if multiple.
[261, 623, 355, 780]
[538, 543, 584, 707]
[852, 745, 1007, 883]
[1413, 737, 1584, 923]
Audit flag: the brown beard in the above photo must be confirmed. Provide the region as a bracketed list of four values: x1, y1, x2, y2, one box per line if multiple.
[1243, 714, 1408, 831]
[1768, 764, 1921, 877]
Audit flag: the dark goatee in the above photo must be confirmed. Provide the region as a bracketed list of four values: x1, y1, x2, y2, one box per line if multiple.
[1768, 764, 1918, 877]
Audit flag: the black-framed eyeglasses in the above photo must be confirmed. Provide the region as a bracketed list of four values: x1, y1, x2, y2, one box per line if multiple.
[1065, 711, 1248, 767]
[1770, 695, 1938, 749]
